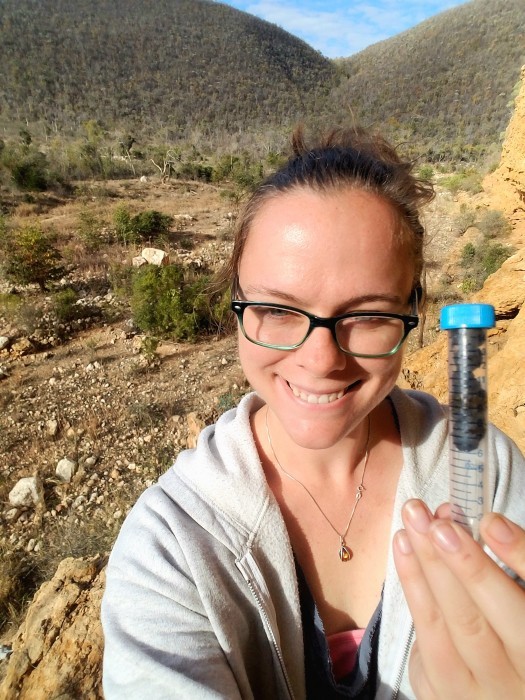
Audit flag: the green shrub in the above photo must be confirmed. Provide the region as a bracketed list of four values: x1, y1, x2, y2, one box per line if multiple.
[0, 292, 23, 319]
[52, 288, 80, 322]
[440, 170, 482, 195]
[460, 242, 476, 267]
[113, 205, 135, 245]
[131, 210, 172, 238]
[10, 152, 49, 191]
[418, 164, 434, 181]
[78, 210, 104, 251]
[113, 206, 171, 244]
[480, 241, 513, 276]
[458, 171, 483, 194]
[131, 264, 223, 340]
[460, 277, 479, 294]
[177, 162, 213, 182]
[478, 210, 511, 239]
[440, 174, 464, 195]
[1, 225, 64, 290]
[213, 153, 264, 191]
[108, 262, 134, 299]
[460, 240, 513, 292]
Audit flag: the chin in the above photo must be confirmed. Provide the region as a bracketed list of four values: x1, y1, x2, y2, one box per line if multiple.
[278, 416, 357, 451]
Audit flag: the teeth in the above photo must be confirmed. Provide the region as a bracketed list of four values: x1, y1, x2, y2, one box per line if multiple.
[289, 383, 346, 404]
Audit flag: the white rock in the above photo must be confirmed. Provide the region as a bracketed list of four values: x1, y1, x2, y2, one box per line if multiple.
[56, 457, 77, 483]
[132, 255, 147, 268]
[8, 477, 44, 508]
[84, 456, 98, 468]
[141, 247, 169, 266]
[72, 495, 86, 509]
[46, 419, 59, 437]
[0, 336, 10, 351]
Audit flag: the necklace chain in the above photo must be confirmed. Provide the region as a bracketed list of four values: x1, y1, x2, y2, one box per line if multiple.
[265, 406, 371, 562]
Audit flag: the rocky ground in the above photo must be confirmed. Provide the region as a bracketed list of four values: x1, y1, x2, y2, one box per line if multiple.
[0, 179, 249, 642]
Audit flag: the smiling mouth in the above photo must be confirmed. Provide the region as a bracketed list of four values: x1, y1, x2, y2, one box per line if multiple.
[287, 381, 359, 404]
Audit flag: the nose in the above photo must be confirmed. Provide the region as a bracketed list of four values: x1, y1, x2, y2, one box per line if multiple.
[295, 326, 348, 375]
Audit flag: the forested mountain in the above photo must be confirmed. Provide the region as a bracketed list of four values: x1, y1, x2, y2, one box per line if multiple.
[332, 0, 525, 161]
[0, 0, 523, 159]
[0, 0, 337, 137]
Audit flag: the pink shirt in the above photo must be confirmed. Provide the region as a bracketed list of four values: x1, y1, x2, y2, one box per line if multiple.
[327, 628, 366, 680]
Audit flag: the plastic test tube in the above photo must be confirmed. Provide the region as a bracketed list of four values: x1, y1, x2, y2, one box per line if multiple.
[440, 303, 495, 541]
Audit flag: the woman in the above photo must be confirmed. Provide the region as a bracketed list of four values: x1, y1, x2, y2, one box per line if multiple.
[102, 127, 525, 699]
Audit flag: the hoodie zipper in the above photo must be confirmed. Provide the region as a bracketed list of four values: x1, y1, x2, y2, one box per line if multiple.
[390, 623, 414, 699]
[236, 559, 296, 700]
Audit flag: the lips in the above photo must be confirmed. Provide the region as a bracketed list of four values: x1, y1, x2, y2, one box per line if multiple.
[287, 381, 354, 404]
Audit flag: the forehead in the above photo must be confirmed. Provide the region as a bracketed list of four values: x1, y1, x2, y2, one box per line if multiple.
[238, 187, 414, 300]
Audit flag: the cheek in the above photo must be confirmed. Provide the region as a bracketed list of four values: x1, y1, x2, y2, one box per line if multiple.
[363, 352, 404, 386]
[237, 333, 281, 379]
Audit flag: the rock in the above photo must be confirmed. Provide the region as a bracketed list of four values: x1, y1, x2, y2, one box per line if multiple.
[56, 457, 77, 483]
[0, 555, 106, 700]
[0, 336, 10, 351]
[141, 247, 169, 266]
[10, 337, 33, 357]
[132, 255, 147, 268]
[8, 477, 44, 508]
[186, 411, 205, 449]
[46, 419, 59, 437]
[0, 645, 12, 662]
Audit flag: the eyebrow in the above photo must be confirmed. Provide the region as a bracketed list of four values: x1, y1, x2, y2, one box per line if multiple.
[239, 284, 405, 312]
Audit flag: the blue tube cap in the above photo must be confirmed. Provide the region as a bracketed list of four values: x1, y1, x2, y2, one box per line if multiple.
[440, 303, 495, 330]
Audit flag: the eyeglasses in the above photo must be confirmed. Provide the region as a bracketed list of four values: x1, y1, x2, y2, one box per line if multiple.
[230, 294, 419, 358]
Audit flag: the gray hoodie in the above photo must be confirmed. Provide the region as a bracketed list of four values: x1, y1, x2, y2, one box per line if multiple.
[102, 388, 525, 699]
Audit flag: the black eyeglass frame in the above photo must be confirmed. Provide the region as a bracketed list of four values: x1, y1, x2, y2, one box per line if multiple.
[230, 295, 419, 358]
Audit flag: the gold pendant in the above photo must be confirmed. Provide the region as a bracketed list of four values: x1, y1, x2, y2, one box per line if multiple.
[339, 538, 352, 562]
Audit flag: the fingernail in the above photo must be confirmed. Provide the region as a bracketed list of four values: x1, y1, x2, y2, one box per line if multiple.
[405, 500, 431, 534]
[486, 514, 514, 544]
[431, 521, 461, 552]
[395, 530, 413, 555]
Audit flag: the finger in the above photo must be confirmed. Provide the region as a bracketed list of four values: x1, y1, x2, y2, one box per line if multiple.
[480, 513, 525, 579]
[393, 528, 472, 699]
[401, 501, 508, 691]
[434, 502, 452, 520]
[429, 516, 525, 681]
[407, 639, 439, 700]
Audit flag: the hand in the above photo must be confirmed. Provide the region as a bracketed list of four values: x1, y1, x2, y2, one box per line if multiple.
[393, 500, 525, 700]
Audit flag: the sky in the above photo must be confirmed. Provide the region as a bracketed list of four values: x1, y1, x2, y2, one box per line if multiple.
[219, 0, 470, 58]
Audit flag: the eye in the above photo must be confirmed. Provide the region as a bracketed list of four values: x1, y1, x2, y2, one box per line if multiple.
[267, 307, 293, 319]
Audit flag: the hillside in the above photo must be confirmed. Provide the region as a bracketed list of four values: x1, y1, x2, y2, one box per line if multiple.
[333, 0, 525, 160]
[0, 0, 337, 138]
[0, 0, 524, 160]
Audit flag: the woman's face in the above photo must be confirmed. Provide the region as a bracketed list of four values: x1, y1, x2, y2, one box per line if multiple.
[237, 187, 416, 450]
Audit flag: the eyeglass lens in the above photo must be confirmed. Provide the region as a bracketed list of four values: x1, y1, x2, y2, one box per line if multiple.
[242, 305, 406, 355]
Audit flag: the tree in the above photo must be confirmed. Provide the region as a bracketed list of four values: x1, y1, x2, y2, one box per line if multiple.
[2, 225, 64, 290]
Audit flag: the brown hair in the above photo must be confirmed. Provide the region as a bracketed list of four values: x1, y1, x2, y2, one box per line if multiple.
[218, 125, 435, 293]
